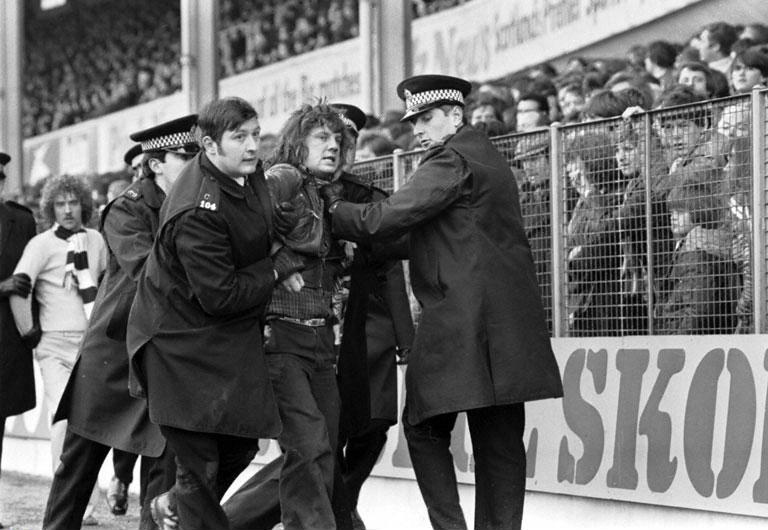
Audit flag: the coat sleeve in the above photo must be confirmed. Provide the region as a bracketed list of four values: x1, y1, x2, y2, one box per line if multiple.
[103, 198, 155, 282]
[332, 147, 470, 241]
[172, 210, 275, 317]
[10, 236, 45, 335]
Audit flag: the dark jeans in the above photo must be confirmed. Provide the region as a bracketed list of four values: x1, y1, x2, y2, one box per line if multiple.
[266, 320, 341, 530]
[42, 428, 173, 530]
[160, 425, 258, 530]
[403, 403, 526, 530]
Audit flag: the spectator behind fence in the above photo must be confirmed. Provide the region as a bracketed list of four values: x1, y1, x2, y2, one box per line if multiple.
[557, 82, 586, 123]
[356, 131, 396, 160]
[655, 84, 727, 172]
[615, 120, 675, 332]
[655, 173, 740, 334]
[515, 93, 550, 132]
[645, 40, 678, 92]
[564, 133, 629, 336]
[676, 61, 714, 98]
[730, 48, 768, 93]
[693, 21, 738, 74]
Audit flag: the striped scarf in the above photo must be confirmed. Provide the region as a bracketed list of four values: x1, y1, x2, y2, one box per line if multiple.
[54, 224, 98, 320]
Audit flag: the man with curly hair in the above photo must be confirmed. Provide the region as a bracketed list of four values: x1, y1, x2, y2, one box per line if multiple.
[10, 174, 107, 524]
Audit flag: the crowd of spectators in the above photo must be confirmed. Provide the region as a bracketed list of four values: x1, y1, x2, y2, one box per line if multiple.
[24, 0, 362, 138]
[351, 20, 768, 337]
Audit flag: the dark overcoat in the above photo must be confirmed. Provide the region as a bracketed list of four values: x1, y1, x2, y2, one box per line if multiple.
[126, 153, 281, 439]
[54, 177, 165, 456]
[337, 173, 414, 435]
[0, 201, 37, 418]
[332, 125, 563, 425]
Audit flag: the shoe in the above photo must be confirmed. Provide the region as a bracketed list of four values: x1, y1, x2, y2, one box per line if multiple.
[107, 475, 129, 515]
[150, 492, 179, 530]
[351, 508, 367, 530]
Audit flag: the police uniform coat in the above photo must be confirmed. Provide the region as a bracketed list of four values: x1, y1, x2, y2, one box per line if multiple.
[337, 173, 414, 435]
[54, 177, 165, 456]
[0, 201, 37, 418]
[127, 153, 281, 439]
[331, 125, 563, 425]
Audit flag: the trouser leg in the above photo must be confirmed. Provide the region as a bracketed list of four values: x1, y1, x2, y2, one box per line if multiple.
[113, 449, 139, 485]
[159, 426, 231, 530]
[42, 429, 110, 530]
[222, 456, 283, 530]
[140, 446, 177, 530]
[467, 404, 526, 530]
[341, 420, 389, 508]
[403, 408, 467, 530]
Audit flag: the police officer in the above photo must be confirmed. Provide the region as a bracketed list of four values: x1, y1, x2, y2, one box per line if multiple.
[323, 75, 564, 530]
[0, 152, 36, 530]
[127, 97, 283, 530]
[42, 114, 199, 530]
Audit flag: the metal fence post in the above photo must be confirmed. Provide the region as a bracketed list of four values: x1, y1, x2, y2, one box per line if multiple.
[643, 112, 654, 334]
[549, 125, 563, 338]
[750, 88, 766, 333]
[392, 150, 403, 192]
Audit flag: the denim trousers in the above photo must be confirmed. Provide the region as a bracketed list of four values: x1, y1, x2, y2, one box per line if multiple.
[403, 403, 527, 530]
[266, 319, 341, 530]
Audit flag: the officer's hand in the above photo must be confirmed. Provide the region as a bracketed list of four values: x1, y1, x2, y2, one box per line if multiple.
[281, 272, 305, 293]
[20, 325, 42, 350]
[0, 273, 32, 298]
[320, 182, 345, 213]
[272, 246, 305, 282]
[273, 200, 301, 236]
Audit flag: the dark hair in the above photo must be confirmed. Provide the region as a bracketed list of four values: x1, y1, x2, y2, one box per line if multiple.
[582, 71, 608, 96]
[472, 119, 506, 138]
[197, 97, 258, 145]
[733, 48, 768, 78]
[656, 84, 708, 128]
[616, 86, 653, 110]
[268, 103, 354, 169]
[647, 40, 678, 69]
[583, 89, 626, 119]
[565, 132, 624, 189]
[742, 23, 768, 45]
[467, 95, 505, 122]
[667, 175, 725, 228]
[357, 132, 395, 157]
[703, 22, 739, 56]
[139, 150, 167, 179]
[708, 68, 731, 97]
[731, 38, 757, 56]
[517, 93, 549, 114]
[40, 174, 93, 227]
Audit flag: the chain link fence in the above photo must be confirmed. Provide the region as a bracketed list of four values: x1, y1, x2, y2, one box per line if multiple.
[351, 89, 768, 337]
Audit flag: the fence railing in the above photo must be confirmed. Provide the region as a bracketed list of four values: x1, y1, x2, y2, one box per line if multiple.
[351, 88, 768, 338]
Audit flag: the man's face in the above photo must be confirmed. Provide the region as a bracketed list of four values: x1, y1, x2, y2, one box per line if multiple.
[54, 192, 83, 231]
[678, 68, 709, 97]
[716, 104, 750, 139]
[695, 29, 719, 63]
[411, 107, 459, 149]
[516, 99, 545, 131]
[558, 90, 584, 121]
[615, 141, 642, 176]
[157, 151, 194, 188]
[208, 117, 261, 178]
[303, 125, 343, 176]
[670, 209, 694, 239]
[659, 118, 701, 159]
[520, 155, 549, 186]
[470, 105, 496, 126]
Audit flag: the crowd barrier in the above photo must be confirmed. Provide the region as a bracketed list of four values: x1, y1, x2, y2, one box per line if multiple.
[352, 88, 768, 338]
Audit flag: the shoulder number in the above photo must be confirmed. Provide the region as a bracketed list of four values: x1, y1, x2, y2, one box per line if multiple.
[199, 199, 217, 211]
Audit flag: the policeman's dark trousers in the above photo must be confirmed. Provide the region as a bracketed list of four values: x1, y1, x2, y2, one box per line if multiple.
[265, 320, 341, 530]
[339, 419, 389, 509]
[403, 403, 526, 530]
[159, 425, 258, 530]
[113, 449, 139, 486]
[42, 428, 174, 530]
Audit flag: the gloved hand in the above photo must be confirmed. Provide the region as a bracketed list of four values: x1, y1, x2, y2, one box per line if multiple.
[0, 273, 32, 298]
[273, 199, 302, 236]
[272, 246, 305, 282]
[319, 182, 345, 213]
[20, 325, 42, 350]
